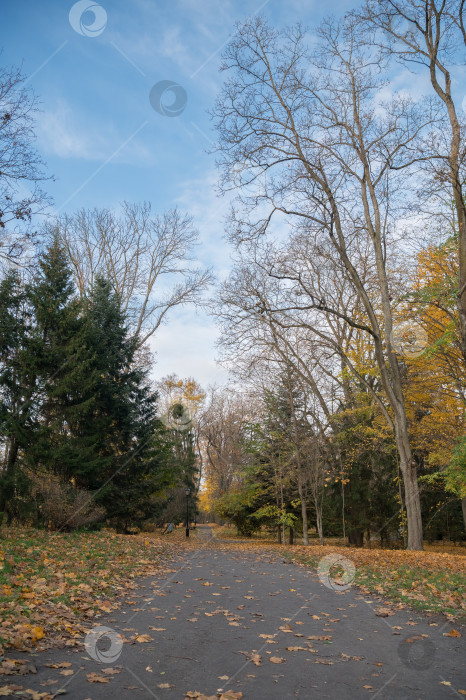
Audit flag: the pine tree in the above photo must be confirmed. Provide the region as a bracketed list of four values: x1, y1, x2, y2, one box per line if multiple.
[78, 276, 164, 530]
[0, 271, 33, 521]
[25, 236, 95, 483]
[0, 239, 174, 530]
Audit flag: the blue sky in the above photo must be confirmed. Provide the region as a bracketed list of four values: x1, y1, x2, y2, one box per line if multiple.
[2, 0, 357, 388]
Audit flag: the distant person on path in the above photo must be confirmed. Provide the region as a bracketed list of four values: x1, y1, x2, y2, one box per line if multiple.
[163, 522, 174, 534]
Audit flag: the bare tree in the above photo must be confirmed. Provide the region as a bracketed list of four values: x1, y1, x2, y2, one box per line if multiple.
[215, 248, 362, 545]
[0, 66, 51, 266]
[359, 0, 466, 362]
[199, 386, 250, 499]
[213, 16, 436, 548]
[52, 202, 212, 346]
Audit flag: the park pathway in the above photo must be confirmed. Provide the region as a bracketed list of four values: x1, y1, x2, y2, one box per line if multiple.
[2, 526, 466, 699]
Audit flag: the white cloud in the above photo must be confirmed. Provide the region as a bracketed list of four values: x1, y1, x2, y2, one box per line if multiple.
[36, 100, 153, 165]
[173, 167, 233, 274]
[150, 310, 228, 389]
[141, 169, 235, 390]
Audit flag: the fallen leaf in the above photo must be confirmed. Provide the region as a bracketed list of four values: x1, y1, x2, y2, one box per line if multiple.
[87, 672, 110, 683]
[269, 657, 285, 664]
[135, 634, 153, 643]
[0, 687, 23, 697]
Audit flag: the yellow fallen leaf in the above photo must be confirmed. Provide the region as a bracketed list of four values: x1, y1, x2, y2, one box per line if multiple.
[269, 657, 285, 664]
[135, 634, 153, 643]
[87, 672, 110, 683]
[27, 626, 44, 642]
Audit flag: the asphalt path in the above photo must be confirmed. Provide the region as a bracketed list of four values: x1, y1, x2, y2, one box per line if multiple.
[2, 526, 465, 699]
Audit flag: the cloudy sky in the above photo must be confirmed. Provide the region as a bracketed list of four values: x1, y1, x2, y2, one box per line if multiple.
[2, 0, 371, 388]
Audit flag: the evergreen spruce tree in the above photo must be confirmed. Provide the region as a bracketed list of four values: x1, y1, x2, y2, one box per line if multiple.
[0, 271, 33, 521]
[79, 276, 163, 530]
[26, 236, 96, 483]
[0, 238, 174, 530]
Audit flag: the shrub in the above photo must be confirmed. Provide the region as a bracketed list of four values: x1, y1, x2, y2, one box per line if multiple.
[29, 472, 105, 531]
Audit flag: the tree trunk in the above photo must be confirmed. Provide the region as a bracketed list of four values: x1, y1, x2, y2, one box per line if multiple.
[289, 526, 294, 545]
[399, 451, 424, 551]
[316, 507, 324, 546]
[348, 529, 364, 547]
[462, 497, 466, 535]
[341, 476, 346, 546]
[0, 436, 19, 514]
[298, 478, 309, 545]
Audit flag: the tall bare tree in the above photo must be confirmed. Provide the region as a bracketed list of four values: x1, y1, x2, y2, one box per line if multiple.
[359, 0, 466, 362]
[199, 387, 250, 499]
[0, 66, 50, 266]
[52, 202, 212, 347]
[215, 245, 370, 545]
[213, 16, 436, 548]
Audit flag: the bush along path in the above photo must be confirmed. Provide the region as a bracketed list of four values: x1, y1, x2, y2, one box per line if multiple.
[0, 526, 465, 699]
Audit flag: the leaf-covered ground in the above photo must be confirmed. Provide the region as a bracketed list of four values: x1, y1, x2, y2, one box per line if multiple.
[203, 526, 466, 618]
[0, 528, 180, 655]
[1, 536, 464, 700]
[280, 545, 466, 619]
[0, 525, 464, 664]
